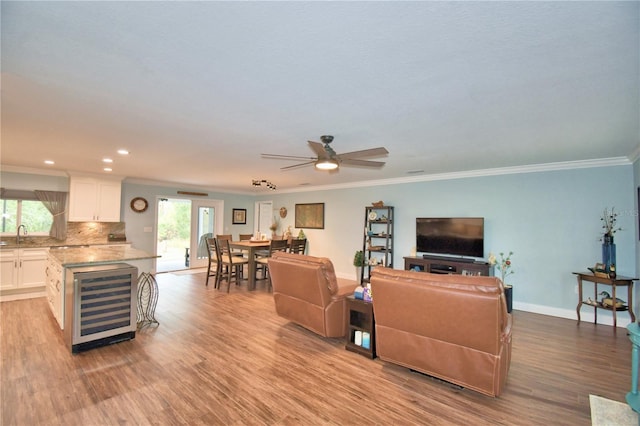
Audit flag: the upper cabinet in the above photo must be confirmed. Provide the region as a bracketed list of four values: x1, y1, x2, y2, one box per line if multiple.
[68, 177, 122, 222]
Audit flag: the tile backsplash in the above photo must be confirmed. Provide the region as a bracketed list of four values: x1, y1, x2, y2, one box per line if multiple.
[64, 222, 126, 245]
[12, 222, 127, 247]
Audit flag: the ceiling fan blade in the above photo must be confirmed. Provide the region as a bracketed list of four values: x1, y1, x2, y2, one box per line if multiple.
[280, 160, 316, 170]
[337, 147, 389, 160]
[261, 153, 316, 161]
[340, 158, 386, 168]
[307, 141, 328, 159]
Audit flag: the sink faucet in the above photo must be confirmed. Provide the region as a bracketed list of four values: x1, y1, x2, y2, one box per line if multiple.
[17, 225, 27, 244]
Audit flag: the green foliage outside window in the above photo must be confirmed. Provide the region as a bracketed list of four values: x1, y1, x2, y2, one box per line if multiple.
[157, 201, 190, 242]
[1, 199, 53, 234]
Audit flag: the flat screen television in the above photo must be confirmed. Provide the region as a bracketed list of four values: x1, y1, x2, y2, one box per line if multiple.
[416, 217, 484, 258]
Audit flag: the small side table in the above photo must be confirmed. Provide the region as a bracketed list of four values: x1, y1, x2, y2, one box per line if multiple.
[574, 272, 637, 331]
[626, 323, 640, 413]
[345, 296, 376, 359]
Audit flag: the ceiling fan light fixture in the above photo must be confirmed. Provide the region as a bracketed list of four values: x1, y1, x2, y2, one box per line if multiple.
[315, 159, 338, 170]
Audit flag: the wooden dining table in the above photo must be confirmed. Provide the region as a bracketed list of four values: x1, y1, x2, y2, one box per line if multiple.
[229, 240, 270, 290]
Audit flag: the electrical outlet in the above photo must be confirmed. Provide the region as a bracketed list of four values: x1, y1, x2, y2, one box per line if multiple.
[574, 284, 579, 294]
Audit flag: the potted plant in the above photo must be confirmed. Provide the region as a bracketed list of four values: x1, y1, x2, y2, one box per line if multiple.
[353, 250, 365, 282]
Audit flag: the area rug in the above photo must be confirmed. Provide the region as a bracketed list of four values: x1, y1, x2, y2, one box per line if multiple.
[590, 394, 638, 426]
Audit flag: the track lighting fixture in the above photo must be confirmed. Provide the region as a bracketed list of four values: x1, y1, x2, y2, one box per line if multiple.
[252, 179, 276, 190]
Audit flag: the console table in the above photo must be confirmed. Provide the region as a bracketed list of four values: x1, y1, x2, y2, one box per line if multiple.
[574, 272, 637, 331]
[404, 256, 493, 276]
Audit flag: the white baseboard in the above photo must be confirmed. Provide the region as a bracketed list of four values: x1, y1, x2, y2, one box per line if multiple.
[513, 301, 632, 328]
[339, 270, 634, 329]
[0, 291, 46, 303]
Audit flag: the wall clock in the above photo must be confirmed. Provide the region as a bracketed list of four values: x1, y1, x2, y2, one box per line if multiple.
[130, 197, 149, 213]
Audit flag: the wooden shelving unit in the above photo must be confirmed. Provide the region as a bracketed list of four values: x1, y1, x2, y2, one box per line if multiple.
[361, 206, 393, 285]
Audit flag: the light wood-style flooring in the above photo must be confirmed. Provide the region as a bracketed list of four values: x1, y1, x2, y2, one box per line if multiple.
[1, 271, 633, 425]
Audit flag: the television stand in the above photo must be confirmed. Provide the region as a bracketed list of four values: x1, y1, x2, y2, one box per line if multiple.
[406, 256, 493, 276]
[421, 254, 476, 263]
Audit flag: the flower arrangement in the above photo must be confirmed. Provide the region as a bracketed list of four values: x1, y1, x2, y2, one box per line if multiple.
[601, 207, 621, 238]
[489, 251, 514, 285]
[269, 217, 279, 233]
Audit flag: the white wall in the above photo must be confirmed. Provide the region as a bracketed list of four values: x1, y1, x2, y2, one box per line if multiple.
[3, 163, 637, 326]
[120, 183, 255, 255]
[258, 164, 637, 325]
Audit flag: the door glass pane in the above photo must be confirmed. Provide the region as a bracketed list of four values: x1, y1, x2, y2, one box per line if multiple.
[196, 206, 215, 260]
[157, 198, 191, 272]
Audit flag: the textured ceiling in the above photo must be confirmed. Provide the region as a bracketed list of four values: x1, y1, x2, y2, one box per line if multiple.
[1, 1, 638, 193]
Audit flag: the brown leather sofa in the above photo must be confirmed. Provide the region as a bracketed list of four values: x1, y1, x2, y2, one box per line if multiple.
[267, 252, 359, 338]
[370, 267, 512, 397]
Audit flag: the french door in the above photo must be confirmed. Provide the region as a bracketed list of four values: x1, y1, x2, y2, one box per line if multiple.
[189, 200, 224, 268]
[254, 201, 273, 237]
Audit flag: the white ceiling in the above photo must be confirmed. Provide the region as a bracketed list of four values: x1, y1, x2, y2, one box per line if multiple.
[1, 1, 638, 193]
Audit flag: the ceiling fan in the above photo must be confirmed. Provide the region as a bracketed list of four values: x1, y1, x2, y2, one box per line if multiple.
[261, 135, 389, 171]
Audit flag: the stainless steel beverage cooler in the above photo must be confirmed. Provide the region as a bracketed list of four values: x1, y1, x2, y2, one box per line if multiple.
[64, 263, 138, 353]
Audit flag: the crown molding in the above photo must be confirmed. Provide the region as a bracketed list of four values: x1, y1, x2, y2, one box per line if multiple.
[122, 177, 256, 196]
[0, 164, 69, 177]
[276, 156, 633, 194]
[3, 156, 633, 196]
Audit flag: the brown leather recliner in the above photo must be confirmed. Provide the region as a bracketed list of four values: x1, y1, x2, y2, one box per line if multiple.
[268, 252, 359, 338]
[371, 267, 512, 397]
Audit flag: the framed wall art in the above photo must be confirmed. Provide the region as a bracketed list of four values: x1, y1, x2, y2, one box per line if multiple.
[232, 208, 247, 225]
[295, 203, 325, 229]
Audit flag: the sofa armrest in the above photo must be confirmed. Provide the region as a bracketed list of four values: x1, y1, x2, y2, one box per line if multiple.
[333, 278, 359, 299]
[502, 312, 513, 344]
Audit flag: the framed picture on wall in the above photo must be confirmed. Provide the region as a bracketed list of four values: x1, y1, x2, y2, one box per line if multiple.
[295, 203, 324, 229]
[232, 208, 246, 225]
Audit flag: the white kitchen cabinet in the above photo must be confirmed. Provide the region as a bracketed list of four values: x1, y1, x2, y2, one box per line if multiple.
[46, 255, 64, 328]
[0, 248, 49, 291]
[0, 251, 17, 290]
[68, 177, 122, 222]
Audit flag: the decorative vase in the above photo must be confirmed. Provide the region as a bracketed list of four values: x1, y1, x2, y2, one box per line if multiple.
[602, 234, 616, 273]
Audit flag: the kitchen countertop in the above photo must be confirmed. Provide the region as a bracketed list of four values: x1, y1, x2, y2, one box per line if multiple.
[49, 245, 159, 267]
[0, 241, 131, 249]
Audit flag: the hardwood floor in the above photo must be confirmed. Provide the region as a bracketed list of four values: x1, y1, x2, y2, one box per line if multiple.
[1, 271, 633, 425]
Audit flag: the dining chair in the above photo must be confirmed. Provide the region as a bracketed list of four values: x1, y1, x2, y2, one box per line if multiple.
[217, 234, 244, 256]
[205, 238, 219, 287]
[215, 238, 249, 292]
[289, 238, 307, 255]
[239, 234, 253, 241]
[255, 239, 289, 291]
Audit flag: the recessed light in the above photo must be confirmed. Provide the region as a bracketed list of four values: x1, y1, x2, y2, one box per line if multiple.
[103, 158, 113, 163]
[44, 160, 55, 165]
[103, 167, 112, 172]
[117, 149, 129, 155]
